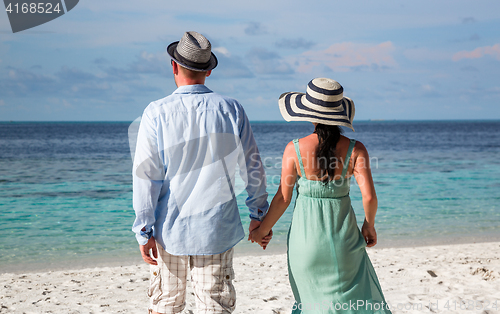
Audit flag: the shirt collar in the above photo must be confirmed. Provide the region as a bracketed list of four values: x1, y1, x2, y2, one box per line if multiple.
[172, 84, 213, 95]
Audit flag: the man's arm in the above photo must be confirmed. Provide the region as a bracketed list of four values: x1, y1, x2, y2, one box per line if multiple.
[238, 111, 273, 249]
[238, 108, 269, 222]
[132, 111, 164, 264]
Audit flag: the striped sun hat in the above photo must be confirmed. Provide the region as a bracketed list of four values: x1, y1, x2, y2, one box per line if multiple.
[278, 78, 355, 131]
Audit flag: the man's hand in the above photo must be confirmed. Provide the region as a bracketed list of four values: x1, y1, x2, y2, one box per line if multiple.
[140, 236, 158, 265]
[248, 219, 261, 235]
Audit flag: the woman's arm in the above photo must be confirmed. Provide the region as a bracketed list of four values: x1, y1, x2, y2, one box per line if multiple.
[249, 141, 297, 246]
[352, 142, 379, 247]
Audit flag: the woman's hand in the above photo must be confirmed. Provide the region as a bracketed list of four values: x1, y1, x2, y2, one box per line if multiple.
[361, 220, 377, 247]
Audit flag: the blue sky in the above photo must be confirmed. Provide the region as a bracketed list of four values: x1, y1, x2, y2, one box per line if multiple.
[1, 0, 499, 121]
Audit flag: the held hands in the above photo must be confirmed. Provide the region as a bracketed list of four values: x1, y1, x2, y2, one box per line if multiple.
[361, 219, 377, 247]
[248, 220, 273, 250]
[249, 227, 273, 250]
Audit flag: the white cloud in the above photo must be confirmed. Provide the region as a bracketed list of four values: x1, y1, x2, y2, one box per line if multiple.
[452, 44, 500, 61]
[293, 41, 397, 73]
[213, 47, 230, 57]
[0, 100, 5, 106]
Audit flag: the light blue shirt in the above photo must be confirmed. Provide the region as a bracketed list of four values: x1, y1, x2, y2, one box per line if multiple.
[132, 84, 269, 255]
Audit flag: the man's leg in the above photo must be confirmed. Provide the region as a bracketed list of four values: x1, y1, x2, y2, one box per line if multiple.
[190, 248, 236, 314]
[148, 243, 189, 314]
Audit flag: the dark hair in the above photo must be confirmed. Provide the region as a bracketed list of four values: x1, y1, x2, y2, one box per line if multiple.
[314, 124, 343, 183]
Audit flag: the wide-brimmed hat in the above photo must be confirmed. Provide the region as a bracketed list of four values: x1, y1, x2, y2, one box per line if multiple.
[278, 78, 355, 131]
[167, 31, 218, 72]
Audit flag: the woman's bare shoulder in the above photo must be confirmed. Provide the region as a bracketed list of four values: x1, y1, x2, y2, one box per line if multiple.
[292, 134, 318, 151]
[341, 136, 369, 156]
[354, 139, 367, 152]
[352, 140, 370, 163]
[282, 140, 296, 157]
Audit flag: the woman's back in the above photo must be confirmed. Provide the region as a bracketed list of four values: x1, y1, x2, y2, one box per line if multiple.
[292, 134, 357, 182]
[292, 136, 356, 199]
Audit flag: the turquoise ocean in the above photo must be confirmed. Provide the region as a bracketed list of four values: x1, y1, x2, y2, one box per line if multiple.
[1, 120, 499, 272]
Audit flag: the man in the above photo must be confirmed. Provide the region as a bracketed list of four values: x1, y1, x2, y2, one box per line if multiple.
[132, 31, 271, 314]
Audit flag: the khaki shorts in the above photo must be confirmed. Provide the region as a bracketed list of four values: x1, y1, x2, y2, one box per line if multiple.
[148, 244, 236, 314]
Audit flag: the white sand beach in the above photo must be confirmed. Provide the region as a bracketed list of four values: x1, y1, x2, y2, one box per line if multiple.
[1, 242, 499, 314]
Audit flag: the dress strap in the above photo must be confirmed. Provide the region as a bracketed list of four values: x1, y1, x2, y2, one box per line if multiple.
[292, 139, 306, 177]
[341, 139, 357, 178]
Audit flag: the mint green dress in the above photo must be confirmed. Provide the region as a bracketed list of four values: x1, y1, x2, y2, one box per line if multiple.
[288, 139, 391, 314]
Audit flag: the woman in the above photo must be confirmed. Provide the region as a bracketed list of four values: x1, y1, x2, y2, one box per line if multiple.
[250, 78, 391, 313]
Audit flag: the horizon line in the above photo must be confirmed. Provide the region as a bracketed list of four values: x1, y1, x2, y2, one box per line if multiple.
[1, 118, 500, 123]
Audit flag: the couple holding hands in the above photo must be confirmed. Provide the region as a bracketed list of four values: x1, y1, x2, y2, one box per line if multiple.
[132, 31, 391, 314]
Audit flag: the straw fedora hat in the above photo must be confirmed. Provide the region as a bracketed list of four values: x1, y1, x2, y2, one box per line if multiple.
[167, 31, 218, 72]
[278, 78, 355, 131]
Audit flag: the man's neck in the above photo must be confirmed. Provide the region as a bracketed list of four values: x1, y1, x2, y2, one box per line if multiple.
[174, 77, 206, 87]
